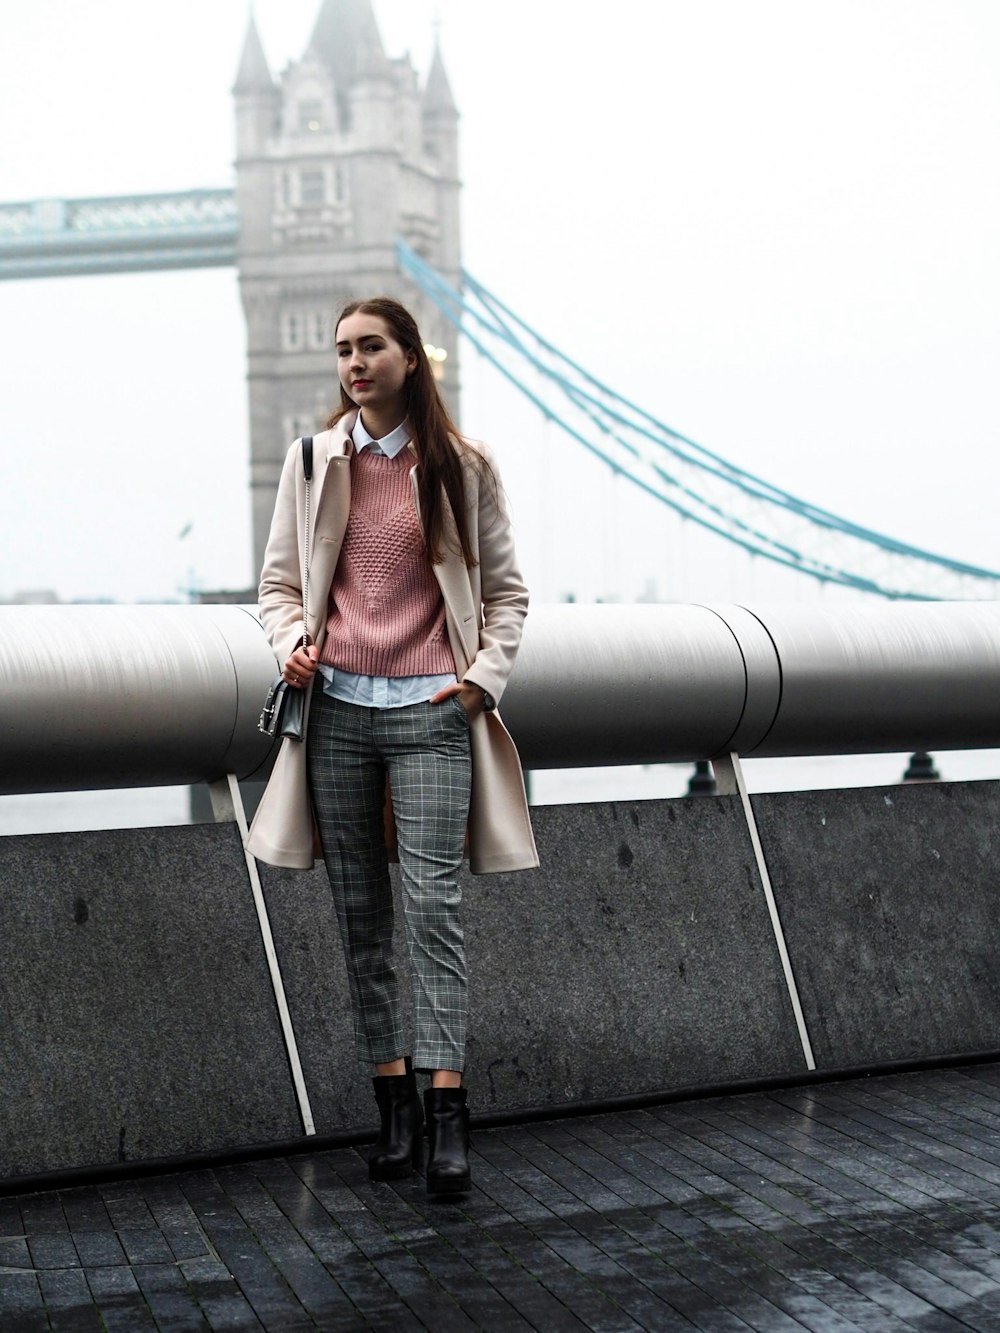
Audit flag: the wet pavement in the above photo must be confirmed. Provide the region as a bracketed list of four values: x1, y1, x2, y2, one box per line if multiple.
[5, 1062, 1000, 1329]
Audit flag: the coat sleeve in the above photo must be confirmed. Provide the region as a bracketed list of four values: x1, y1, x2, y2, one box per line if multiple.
[258, 440, 307, 668]
[461, 442, 529, 705]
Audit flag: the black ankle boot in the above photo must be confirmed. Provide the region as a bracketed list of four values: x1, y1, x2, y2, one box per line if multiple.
[424, 1087, 471, 1196]
[369, 1060, 424, 1181]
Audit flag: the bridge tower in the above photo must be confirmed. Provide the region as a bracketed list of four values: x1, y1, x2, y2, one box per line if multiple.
[234, 0, 461, 574]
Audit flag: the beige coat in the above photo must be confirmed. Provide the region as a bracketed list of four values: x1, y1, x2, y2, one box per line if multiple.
[246, 413, 539, 875]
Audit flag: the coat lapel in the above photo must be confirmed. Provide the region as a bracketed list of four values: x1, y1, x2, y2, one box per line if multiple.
[311, 422, 352, 543]
[303, 422, 352, 645]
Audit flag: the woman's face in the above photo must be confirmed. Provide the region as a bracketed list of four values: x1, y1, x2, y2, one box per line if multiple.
[336, 312, 416, 422]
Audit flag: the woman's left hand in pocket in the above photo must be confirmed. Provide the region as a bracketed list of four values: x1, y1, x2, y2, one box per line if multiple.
[429, 681, 484, 720]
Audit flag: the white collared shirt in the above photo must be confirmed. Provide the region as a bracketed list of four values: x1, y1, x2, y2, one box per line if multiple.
[351, 414, 411, 458]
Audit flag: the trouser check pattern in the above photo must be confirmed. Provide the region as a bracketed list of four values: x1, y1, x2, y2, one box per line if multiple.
[307, 690, 472, 1073]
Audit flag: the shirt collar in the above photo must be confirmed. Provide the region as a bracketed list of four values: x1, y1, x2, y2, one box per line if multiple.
[351, 415, 412, 459]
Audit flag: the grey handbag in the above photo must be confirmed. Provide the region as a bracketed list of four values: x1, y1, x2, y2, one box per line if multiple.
[258, 437, 314, 742]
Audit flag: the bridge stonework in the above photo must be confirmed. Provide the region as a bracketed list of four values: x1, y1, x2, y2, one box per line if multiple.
[235, 0, 462, 573]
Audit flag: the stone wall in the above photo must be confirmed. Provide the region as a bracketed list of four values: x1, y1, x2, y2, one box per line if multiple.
[1, 781, 997, 1182]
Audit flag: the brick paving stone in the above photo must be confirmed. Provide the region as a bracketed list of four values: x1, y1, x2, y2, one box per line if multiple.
[0, 1270, 47, 1326]
[37, 1267, 102, 1330]
[0, 1312, 51, 1333]
[117, 1225, 178, 1267]
[99, 1187, 159, 1233]
[785, 1086, 997, 1202]
[27, 1232, 80, 1270]
[130, 1261, 212, 1331]
[70, 1229, 129, 1268]
[695, 1097, 937, 1215]
[178, 1255, 266, 1331]
[0, 1199, 26, 1234]
[59, 1189, 114, 1234]
[84, 1264, 158, 1331]
[19, 1196, 68, 1235]
[0, 1235, 33, 1269]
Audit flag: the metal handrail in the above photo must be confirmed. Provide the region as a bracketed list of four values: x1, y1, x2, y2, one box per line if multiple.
[2, 601, 1000, 795]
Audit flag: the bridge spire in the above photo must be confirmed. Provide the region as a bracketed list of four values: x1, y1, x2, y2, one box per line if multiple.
[306, 0, 388, 90]
[233, 13, 274, 93]
[424, 40, 457, 116]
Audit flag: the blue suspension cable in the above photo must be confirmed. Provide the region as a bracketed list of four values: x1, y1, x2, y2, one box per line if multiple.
[397, 239, 999, 596]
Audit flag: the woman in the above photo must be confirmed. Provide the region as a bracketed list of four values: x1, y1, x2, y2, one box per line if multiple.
[247, 297, 538, 1196]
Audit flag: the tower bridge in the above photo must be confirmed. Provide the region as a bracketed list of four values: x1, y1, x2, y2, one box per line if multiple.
[0, 0, 459, 575]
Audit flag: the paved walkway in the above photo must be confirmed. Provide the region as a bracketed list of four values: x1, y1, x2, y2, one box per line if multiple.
[5, 1063, 1000, 1330]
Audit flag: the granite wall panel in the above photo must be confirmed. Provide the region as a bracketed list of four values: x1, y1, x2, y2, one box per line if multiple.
[751, 780, 1000, 1067]
[0, 824, 302, 1179]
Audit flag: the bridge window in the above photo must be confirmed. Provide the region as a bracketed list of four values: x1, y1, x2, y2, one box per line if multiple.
[334, 166, 347, 203]
[300, 171, 326, 207]
[309, 312, 330, 350]
[298, 101, 323, 133]
[280, 171, 292, 208]
[282, 314, 302, 351]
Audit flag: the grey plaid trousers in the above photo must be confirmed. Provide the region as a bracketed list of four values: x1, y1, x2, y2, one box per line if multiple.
[307, 689, 473, 1073]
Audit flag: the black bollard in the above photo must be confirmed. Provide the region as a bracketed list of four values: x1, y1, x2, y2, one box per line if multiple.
[902, 750, 940, 782]
[687, 760, 718, 796]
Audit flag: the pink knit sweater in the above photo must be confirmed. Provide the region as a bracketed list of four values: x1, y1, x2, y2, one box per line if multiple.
[319, 448, 455, 678]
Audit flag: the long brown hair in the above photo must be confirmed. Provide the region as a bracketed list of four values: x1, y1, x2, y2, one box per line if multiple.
[328, 297, 489, 566]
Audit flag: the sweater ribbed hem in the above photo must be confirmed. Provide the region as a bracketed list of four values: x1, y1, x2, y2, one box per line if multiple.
[321, 639, 455, 678]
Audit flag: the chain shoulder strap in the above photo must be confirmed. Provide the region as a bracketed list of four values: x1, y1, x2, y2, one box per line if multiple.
[300, 437, 314, 650]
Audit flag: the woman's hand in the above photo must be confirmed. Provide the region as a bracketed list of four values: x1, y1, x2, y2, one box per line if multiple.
[430, 680, 486, 720]
[283, 643, 319, 687]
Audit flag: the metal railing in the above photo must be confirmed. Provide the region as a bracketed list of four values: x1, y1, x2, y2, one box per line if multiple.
[2, 601, 1000, 796]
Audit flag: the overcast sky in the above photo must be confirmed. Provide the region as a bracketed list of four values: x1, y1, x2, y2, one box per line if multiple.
[1, 0, 998, 606]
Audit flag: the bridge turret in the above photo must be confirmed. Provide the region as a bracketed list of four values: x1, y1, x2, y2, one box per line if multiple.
[424, 43, 458, 154]
[233, 13, 280, 266]
[233, 15, 279, 160]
